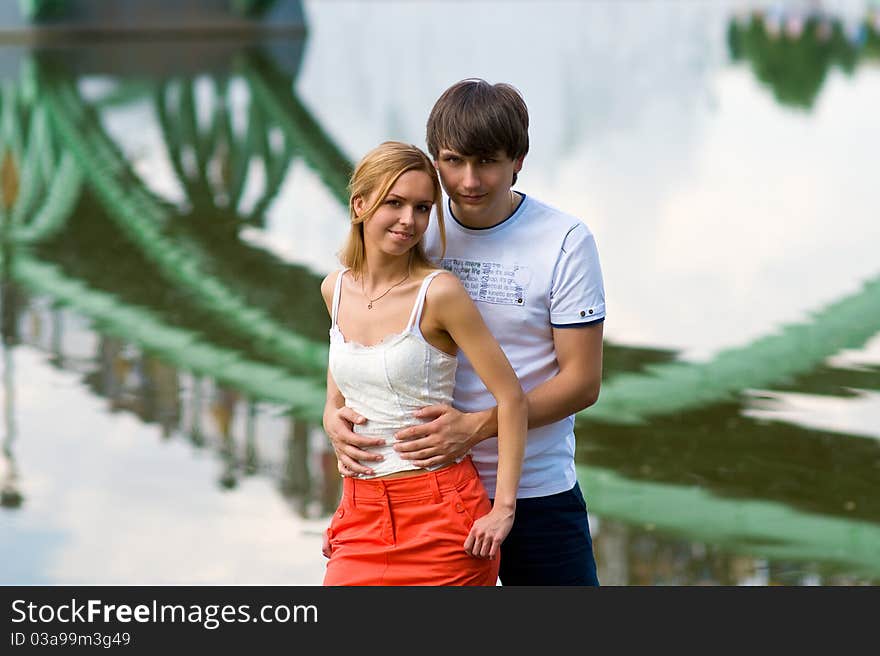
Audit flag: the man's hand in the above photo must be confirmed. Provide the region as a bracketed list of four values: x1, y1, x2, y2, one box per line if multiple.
[393, 404, 483, 468]
[323, 405, 384, 477]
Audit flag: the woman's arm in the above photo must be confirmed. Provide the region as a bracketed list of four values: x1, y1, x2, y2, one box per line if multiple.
[320, 272, 385, 476]
[428, 273, 527, 559]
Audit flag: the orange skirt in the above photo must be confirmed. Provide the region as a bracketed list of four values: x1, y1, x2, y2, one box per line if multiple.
[323, 457, 499, 586]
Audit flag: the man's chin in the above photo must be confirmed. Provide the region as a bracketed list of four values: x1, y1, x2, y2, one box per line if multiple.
[457, 195, 487, 205]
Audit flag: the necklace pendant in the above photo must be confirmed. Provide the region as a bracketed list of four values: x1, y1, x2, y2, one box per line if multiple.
[367, 301, 373, 310]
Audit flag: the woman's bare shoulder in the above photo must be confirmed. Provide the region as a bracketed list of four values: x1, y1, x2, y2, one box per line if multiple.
[320, 269, 345, 308]
[424, 269, 468, 303]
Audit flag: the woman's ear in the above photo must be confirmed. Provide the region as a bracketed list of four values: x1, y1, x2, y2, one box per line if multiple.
[353, 195, 365, 217]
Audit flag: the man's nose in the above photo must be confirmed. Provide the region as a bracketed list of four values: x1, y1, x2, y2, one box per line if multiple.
[462, 163, 480, 188]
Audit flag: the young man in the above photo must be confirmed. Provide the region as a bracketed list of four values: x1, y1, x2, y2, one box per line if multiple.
[323, 79, 605, 585]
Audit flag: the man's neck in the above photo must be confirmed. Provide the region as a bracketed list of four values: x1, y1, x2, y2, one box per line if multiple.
[450, 191, 522, 230]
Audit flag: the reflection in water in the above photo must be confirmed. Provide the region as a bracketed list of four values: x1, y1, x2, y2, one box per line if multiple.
[0, 349, 22, 509]
[87, 336, 182, 436]
[582, 400, 880, 525]
[1, 2, 878, 584]
[728, 6, 880, 108]
[587, 271, 880, 425]
[34, 54, 335, 377]
[155, 73, 297, 225]
[583, 463, 880, 584]
[595, 518, 871, 586]
[8, 284, 339, 518]
[212, 386, 239, 490]
[1, 248, 24, 509]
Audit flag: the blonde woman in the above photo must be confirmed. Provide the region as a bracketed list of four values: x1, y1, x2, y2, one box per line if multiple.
[320, 142, 526, 585]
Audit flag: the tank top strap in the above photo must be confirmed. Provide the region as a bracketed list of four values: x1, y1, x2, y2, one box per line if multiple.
[330, 268, 349, 327]
[405, 271, 445, 332]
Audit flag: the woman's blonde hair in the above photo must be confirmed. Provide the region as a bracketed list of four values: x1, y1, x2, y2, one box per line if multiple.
[340, 141, 445, 277]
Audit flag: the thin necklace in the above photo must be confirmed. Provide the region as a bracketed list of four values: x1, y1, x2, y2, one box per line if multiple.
[361, 268, 410, 310]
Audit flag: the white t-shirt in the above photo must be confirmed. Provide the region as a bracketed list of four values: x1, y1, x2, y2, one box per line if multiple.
[424, 193, 605, 498]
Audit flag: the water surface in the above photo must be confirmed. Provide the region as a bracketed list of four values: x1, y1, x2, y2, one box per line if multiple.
[1, 0, 878, 585]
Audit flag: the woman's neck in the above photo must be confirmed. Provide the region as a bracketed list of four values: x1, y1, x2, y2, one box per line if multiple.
[361, 251, 413, 292]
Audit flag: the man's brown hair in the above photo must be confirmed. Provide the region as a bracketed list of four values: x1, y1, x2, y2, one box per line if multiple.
[426, 79, 529, 183]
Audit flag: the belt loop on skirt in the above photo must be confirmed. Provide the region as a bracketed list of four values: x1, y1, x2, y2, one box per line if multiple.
[427, 471, 443, 503]
[348, 476, 357, 509]
[379, 480, 395, 546]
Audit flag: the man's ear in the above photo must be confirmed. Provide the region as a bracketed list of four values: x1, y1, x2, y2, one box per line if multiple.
[513, 155, 525, 173]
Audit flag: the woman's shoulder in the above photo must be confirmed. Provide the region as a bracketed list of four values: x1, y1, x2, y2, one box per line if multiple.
[421, 268, 478, 331]
[320, 268, 348, 306]
[422, 268, 466, 301]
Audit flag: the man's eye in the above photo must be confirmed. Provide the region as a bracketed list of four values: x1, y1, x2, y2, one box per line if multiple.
[480, 158, 496, 164]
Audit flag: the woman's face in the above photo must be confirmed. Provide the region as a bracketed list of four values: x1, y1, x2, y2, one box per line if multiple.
[356, 170, 435, 259]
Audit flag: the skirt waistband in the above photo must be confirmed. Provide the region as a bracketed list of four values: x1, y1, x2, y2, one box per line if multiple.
[342, 457, 479, 505]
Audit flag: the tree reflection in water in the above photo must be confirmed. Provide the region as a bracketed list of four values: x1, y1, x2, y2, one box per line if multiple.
[728, 7, 880, 109]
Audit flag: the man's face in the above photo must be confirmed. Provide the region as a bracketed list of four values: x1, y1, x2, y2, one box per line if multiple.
[435, 148, 524, 226]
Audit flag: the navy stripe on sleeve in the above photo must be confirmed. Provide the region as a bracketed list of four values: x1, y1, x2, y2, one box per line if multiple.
[551, 317, 605, 328]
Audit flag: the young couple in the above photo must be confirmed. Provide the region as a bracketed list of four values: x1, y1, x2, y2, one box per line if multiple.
[320, 79, 606, 586]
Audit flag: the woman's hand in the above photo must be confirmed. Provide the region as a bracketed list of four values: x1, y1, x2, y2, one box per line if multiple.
[322, 530, 332, 558]
[463, 505, 515, 559]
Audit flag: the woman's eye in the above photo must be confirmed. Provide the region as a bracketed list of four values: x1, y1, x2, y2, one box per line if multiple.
[386, 199, 401, 206]
[417, 205, 431, 213]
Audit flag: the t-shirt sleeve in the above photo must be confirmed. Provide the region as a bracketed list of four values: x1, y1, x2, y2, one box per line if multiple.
[550, 222, 606, 326]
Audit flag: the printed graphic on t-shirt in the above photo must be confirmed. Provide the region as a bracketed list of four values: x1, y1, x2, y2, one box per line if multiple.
[441, 258, 529, 306]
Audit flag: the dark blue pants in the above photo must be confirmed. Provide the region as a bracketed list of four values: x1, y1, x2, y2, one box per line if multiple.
[494, 482, 599, 586]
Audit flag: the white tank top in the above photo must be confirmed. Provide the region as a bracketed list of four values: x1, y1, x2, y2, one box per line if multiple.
[328, 269, 459, 478]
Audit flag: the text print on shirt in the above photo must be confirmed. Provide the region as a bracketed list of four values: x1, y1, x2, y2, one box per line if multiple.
[440, 259, 533, 306]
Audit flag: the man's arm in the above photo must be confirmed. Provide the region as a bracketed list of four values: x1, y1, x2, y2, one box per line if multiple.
[394, 321, 603, 467]
[524, 320, 603, 426]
